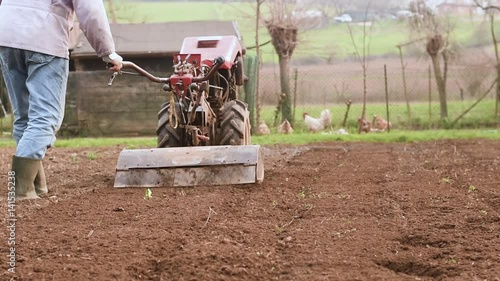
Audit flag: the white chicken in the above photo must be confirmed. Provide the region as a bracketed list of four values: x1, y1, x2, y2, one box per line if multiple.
[278, 119, 294, 134]
[321, 109, 332, 130]
[257, 121, 271, 135]
[303, 109, 332, 132]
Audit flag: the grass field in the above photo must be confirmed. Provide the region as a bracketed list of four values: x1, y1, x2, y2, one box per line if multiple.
[0, 100, 497, 141]
[114, 1, 499, 63]
[260, 99, 499, 131]
[0, 129, 498, 149]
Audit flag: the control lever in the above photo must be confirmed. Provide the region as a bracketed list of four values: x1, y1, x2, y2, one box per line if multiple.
[108, 72, 119, 86]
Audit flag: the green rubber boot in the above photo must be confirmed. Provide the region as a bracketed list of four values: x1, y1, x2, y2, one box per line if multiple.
[11, 156, 40, 200]
[34, 162, 48, 196]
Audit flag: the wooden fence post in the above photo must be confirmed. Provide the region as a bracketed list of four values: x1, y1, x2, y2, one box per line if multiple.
[428, 65, 432, 128]
[293, 68, 298, 124]
[384, 65, 390, 133]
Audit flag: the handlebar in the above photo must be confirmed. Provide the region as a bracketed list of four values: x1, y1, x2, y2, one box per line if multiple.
[115, 56, 225, 85]
[192, 56, 225, 83]
[121, 61, 170, 84]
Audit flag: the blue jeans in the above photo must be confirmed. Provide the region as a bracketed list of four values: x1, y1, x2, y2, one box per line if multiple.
[0, 47, 68, 159]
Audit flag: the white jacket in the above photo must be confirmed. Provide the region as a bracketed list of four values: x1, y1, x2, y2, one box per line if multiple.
[0, 0, 115, 59]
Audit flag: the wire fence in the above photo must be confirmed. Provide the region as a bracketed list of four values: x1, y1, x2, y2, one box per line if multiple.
[1, 59, 499, 137]
[256, 60, 499, 132]
[0, 74, 12, 137]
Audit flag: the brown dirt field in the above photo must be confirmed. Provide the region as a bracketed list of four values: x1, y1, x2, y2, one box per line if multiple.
[0, 140, 499, 281]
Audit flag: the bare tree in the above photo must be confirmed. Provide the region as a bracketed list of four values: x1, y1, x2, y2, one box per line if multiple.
[346, 2, 375, 133]
[264, 0, 300, 124]
[409, 0, 455, 118]
[474, 0, 500, 118]
[255, 0, 265, 132]
[108, 0, 117, 23]
[396, 37, 426, 126]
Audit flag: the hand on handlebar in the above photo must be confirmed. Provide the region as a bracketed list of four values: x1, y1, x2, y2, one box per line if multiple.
[103, 52, 123, 72]
[108, 60, 123, 72]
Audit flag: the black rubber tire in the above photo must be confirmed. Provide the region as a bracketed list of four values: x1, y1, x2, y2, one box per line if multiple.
[218, 100, 250, 145]
[156, 102, 183, 148]
[235, 56, 244, 86]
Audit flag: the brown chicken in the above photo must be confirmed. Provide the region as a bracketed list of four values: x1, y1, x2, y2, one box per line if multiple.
[257, 121, 271, 135]
[357, 117, 371, 133]
[278, 119, 294, 134]
[372, 115, 391, 131]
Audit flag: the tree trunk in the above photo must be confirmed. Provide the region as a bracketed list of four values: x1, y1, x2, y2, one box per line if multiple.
[255, 0, 262, 131]
[491, 14, 500, 118]
[398, 47, 412, 125]
[108, 0, 117, 24]
[278, 54, 292, 123]
[496, 64, 500, 117]
[430, 53, 448, 118]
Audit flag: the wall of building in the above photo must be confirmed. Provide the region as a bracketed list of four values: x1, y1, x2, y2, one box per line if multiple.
[73, 56, 175, 73]
[61, 71, 169, 137]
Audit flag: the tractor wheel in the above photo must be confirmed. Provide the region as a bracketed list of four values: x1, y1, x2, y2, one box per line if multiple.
[156, 102, 183, 147]
[218, 100, 251, 145]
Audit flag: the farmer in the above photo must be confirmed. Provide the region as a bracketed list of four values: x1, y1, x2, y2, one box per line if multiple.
[0, 0, 123, 199]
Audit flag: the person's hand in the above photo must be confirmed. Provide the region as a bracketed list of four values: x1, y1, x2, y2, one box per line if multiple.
[108, 59, 123, 72]
[103, 52, 123, 72]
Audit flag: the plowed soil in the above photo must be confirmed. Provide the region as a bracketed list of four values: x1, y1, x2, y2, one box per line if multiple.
[0, 139, 499, 281]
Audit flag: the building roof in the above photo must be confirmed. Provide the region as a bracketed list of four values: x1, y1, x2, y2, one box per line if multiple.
[71, 21, 244, 58]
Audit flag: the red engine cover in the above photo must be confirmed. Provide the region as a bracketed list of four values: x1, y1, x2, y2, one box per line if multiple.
[179, 36, 242, 69]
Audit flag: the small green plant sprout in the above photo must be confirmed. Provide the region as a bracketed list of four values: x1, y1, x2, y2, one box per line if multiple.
[275, 225, 283, 234]
[449, 256, 457, 264]
[144, 188, 153, 200]
[304, 203, 313, 210]
[87, 151, 97, 160]
[272, 200, 278, 208]
[480, 210, 488, 215]
[69, 153, 78, 162]
[468, 185, 476, 192]
[337, 194, 351, 200]
[297, 190, 306, 199]
[440, 178, 452, 184]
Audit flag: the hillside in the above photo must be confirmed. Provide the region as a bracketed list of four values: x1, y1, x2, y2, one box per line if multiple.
[112, 1, 499, 64]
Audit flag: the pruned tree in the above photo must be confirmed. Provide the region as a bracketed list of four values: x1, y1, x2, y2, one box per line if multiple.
[264, 0, 299, 124]
[409, 0, 455, 119]
[473, 0, 500, 118]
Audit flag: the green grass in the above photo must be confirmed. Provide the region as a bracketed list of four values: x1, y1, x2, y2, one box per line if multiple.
[252, 129, 500, 145]
[260, 100, 500, 131]
[0, 137, 156, 149]
[0, 100, 497, 148]
[117, 1, 226, 22]
[113, 1, 500, 64]
[0, 129, 498, 149]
